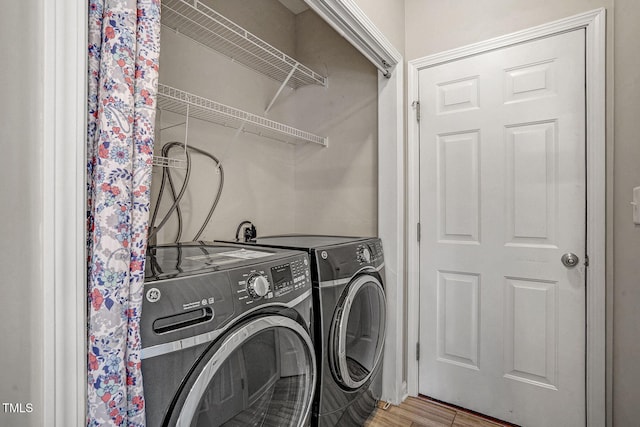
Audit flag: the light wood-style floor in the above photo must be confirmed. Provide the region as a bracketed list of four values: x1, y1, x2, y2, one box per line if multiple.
[365, 396, 516, 427]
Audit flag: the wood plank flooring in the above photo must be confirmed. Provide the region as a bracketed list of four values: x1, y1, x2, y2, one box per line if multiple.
[365, 396, 516, 427]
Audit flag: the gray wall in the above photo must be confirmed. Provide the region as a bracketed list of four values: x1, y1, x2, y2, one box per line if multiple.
[290, 10, 378, 236]
[353, 0, 406, 57]
[153, 0, 379, 242]
[153, 23, 298, 243]
[0, 1, 44, 426]
[404, 0, 640, 425]
[611, 1, 640, 424]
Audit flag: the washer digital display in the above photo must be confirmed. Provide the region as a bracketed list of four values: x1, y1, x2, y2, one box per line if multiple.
[271, 264, 293, 295]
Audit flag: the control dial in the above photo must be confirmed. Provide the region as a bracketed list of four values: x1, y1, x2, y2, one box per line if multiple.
[357, 246, 372, 263]
[246, 274, 270, 298]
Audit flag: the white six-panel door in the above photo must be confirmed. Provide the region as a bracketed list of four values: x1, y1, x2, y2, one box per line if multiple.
[418, 30, 586, 426]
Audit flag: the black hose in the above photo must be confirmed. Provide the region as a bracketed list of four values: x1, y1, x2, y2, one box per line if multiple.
[164, 146, 186, 242]
[149, 142, 191, 238]
[158, 142, 188, 242]
[148, 142, 192, 241]
[183, 144, 224, 241]
[148, 141, 224, 242]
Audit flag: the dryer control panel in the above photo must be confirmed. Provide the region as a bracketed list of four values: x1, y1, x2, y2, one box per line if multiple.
[314, 238, 384, 282]
[356, 240, 384, 265]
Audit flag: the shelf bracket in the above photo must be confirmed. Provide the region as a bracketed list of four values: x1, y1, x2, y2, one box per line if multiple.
[265, 63, 298, 115]
[183, 103, 190, 154]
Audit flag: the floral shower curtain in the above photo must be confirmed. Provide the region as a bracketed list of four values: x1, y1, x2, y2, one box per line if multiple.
[86, 0, 160, 425]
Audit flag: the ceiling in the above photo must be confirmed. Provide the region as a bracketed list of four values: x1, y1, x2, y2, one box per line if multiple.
[277, 0, 310, 15]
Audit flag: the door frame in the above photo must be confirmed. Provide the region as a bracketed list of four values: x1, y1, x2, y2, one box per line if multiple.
[406, 8, 606, 426]
[42, 0, 88, 425]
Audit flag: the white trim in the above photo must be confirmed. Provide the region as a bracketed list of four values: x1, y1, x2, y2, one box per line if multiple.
[43, 0, 87, 425]
[406, 55, 421, 400]
[303, 0, 402, 75]
[377, 61, 405, 405]
[406, 8, 607, 426]
[584, 9, 607, 426]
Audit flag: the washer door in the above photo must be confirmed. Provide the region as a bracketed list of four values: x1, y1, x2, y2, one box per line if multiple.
[168, 315, 316, 427]
[330, 274, 387, 390]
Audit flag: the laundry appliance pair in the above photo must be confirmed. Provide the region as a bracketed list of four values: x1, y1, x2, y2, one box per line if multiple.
[222, 235, 387, 427]
[140, 235, 386, 427]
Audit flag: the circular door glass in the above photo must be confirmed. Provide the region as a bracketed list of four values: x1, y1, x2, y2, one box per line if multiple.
[176, 316, 316, 427]
[331, 275, 386, 389]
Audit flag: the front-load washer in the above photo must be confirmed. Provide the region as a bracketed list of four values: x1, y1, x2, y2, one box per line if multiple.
[218, 235, 386, 426]
[141, 242, 316, 427]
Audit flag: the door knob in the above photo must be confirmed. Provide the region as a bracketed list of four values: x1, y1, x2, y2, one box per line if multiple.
[561, 252, 580, 268]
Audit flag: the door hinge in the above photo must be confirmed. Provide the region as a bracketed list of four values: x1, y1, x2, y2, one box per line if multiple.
[416, 342, 420, 360]
[417, 222, 421, 242]
[412, 100, 421, 122]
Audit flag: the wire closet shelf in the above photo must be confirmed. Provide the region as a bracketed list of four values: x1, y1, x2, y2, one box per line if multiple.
[156, 84, 328, 147]
[162, 0, 327, 89]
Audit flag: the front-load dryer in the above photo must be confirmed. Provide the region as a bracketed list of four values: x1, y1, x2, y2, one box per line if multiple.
[141, 242, 316, 427]
[218, 235, 386, 426]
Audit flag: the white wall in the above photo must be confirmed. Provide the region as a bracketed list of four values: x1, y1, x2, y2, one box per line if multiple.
[152, 0, 379, 242]
[290, 10, 379, 237]
[405, 0, 612, 60]
[152, 0, 299, 243]
[152, 30, 298, 243]
[353, 0, 406, 57]
[203, 0, 297, 57]
[0, 1, 44, 426]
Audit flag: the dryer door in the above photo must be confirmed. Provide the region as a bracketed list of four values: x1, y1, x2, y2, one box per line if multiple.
[166, 315, 316, 427]
[330, 274, 387, 390]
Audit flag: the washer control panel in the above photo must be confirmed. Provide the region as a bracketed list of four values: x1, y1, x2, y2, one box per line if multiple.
[246, 273, 270, 298]
[232, 254, 311, 306]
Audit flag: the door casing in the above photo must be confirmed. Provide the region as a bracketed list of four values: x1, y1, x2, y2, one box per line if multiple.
[406, 8, 606, 427]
